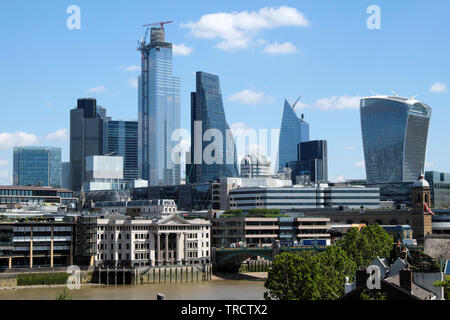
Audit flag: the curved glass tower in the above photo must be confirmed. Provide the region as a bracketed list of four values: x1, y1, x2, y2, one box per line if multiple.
[360, 96, 431, 184]
[278, 99, 310, 170]
[188, 71, 237, 183]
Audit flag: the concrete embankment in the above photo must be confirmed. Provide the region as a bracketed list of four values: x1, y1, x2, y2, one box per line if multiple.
[212, 272, 268, 281]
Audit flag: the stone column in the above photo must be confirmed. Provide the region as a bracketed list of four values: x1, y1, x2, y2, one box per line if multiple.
[176, 233, 181, 265]
[29, 225, 33, 269]
[150, 232, 155, 267]
[8, 256, 12, 269]
[50, 225, 54, 268]
[165, 233, 169, 265]
[156, 232, 161, 266]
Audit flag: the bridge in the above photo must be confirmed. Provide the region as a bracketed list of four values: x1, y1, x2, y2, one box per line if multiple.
[212, 244, 424, 271]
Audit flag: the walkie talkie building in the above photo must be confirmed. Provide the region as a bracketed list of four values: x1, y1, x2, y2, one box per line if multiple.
[360, 95, 431, 184]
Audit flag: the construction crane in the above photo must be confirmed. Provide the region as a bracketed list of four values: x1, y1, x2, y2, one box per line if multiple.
[142, 20, 174, 28]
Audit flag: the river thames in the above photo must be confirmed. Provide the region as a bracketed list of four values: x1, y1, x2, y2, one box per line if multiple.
[0, 274, 267, 300]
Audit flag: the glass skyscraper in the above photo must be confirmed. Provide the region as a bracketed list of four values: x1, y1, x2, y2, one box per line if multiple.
[138, 27, 180, 186]
[278, 99, 310, 170]
[104, 120, 138, 180]
[288, 140, 328, 183]
[187, 71, 237, 183]
[360, 95, 431, 184]
[70, 98, 109, 191]
[13, 146, 62, 188]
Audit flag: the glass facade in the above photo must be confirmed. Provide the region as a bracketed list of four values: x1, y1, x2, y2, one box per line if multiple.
[360, 96, 431, 184]
[138, 27, 180, 186]
[104, 120, 138, 180]
[13, 146, 61, 188]
[188, 72, 238, 183]
[278, 99, 310, 170]
[70, 98, 108, 191]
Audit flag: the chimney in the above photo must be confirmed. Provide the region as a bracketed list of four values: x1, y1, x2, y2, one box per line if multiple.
[399, 269, 412, 293]
[355, 269, 369, 289]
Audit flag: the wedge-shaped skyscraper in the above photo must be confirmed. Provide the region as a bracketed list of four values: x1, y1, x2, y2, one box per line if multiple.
[360, 95, 431, 184]
[278, 99, 310, 170]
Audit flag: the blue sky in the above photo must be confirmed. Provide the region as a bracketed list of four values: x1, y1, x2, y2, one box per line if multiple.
[0, 0, 449, 184]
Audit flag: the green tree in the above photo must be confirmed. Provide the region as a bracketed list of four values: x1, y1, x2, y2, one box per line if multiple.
[337, 224, 393, 268]
[264, 251, 325, 300]
[318, 246, 357, 299]
[360, 289, 387, 300]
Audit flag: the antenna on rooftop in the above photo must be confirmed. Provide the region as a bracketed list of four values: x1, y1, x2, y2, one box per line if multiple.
[410, 94, 419, 100]
[370, 91, 380, 96]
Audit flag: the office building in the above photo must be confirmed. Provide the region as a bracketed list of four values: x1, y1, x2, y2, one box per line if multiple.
[138, 27, 181, 186]
[13, 146, 62, 188]
[187, 71, 237, 184]
[425, 171, 450, 208]
[278, 99, 310, 170]
[0, 185, 76, 206]
[62, 162, 70, 189]
[83, 155, 126, 191]
[360, 95, 431, 184]
[240, 152, 271, 178]
[0, 216, 75, 269]
[104, 120, 139, 181]
[288, 140, 328, 184]
[94, 213, 211, 267]
[229, 185, 380, 211]
[70, 98, 109, 191]
[211, 216, 330, 248]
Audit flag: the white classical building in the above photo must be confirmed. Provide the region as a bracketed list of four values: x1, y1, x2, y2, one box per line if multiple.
[95, 213, 211, 268]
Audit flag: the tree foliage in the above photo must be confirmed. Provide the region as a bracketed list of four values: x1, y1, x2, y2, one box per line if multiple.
[337, 224, 393, 268]
[264, 247, 356, 300]
[264, 224, 393, 300]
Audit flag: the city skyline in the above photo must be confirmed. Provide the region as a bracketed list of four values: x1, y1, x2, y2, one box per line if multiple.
[1, 1, 449, 186]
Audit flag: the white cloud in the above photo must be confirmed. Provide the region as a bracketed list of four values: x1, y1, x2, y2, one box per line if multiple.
[295, 96, 361, 111]
[46, 129, 68, 142]
[425, 161, 434, 168]
[345, 145, 356, 150]
[329, 176, 347, 183]
[230, 122, 251, 135]
[0, 132, 38, 150]
[128, 78, 138, 88]
[181, 6, 309, 51]
[120, 65, 140, 72]
[263, 42, 298, 54]
[228, 89, 274, 105]
[86, 85, 105, 93]
[355, 160, 365, 168]
[173, 43, 194, 56]
[429, 82, 447, 93]
[0, 159, 7, 168]
[315, 96, 361, 110]
[0, 170, 11, 184]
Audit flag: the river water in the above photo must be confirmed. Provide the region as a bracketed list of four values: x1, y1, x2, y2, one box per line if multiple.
[0, 278, 266, 300]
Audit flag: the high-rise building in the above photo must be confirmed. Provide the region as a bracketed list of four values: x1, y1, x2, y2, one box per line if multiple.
[70, 98, 109, 191]
[187, 71, 237, 184]
[104, 120, 138, 180]
[360, 95, 431, 184]
[138, 27, 181, 186]
[13, 146, 62, 188]
[62, 162, 70, 189]
[278, 99, 310, 170]
[288, 140, 328, 184]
